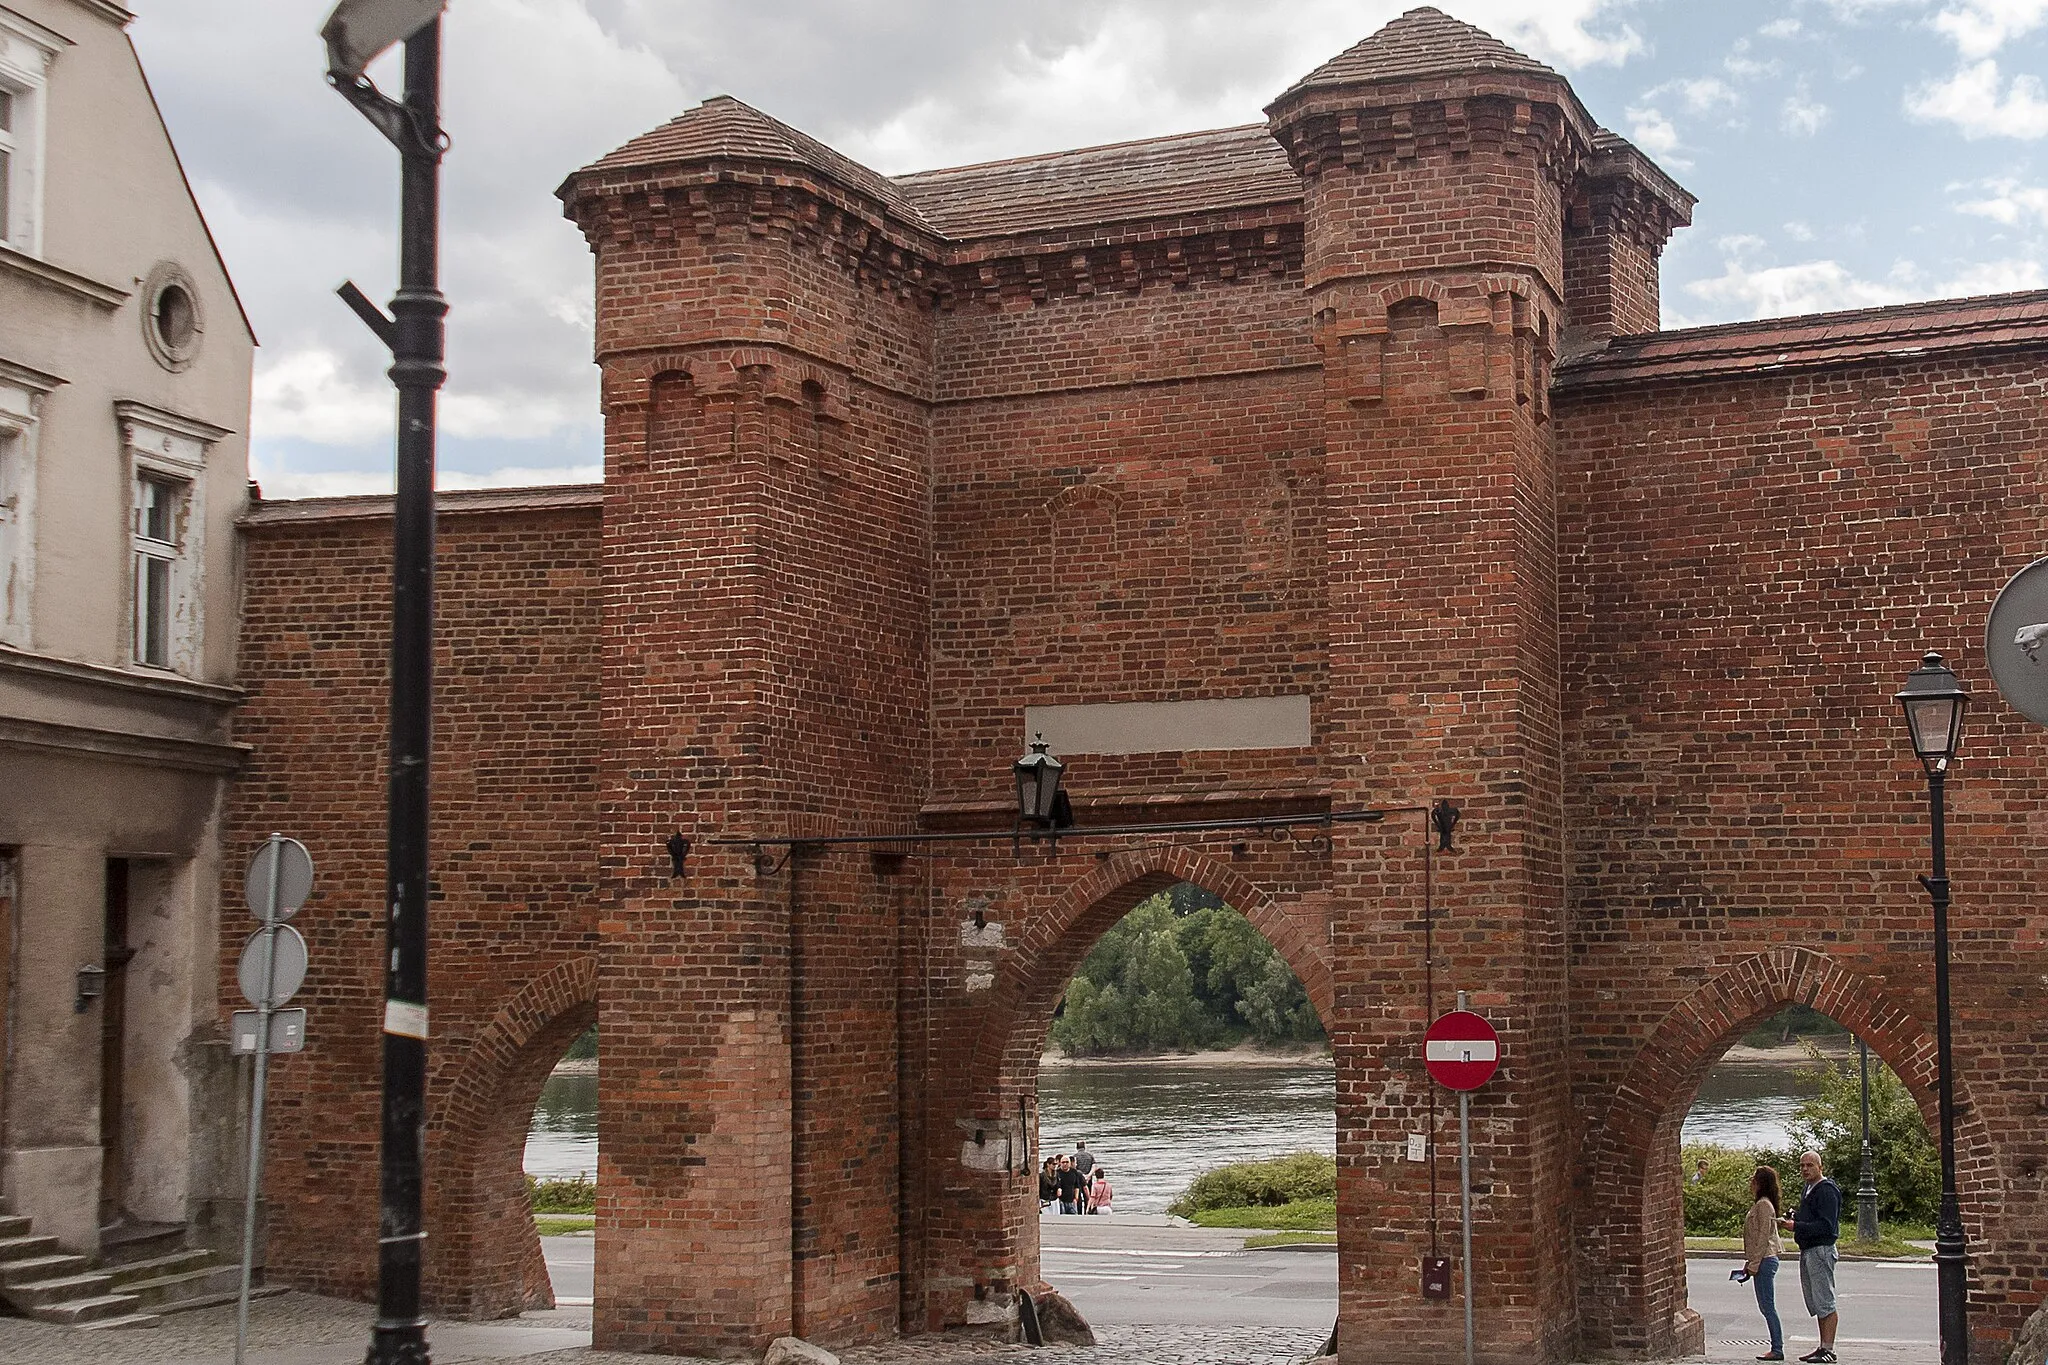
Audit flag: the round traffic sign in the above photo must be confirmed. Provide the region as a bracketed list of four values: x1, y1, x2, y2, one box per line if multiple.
[237, 925, 308, 1009]
[1424, 1010, 1500, 1091]
[1988, 556, 2048, 728]
[245, 837, 314, 923]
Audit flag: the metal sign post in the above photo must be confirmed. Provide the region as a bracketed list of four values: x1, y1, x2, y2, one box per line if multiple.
[1426, 993, 1501, 1365]
[234, 835, 314, 1365]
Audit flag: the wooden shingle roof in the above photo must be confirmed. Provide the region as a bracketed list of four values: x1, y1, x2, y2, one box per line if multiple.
[581, 95, 940, 235]
[892, 125, 1299, 241]
[1274, 6, 1558, 102]
[1557, 291, 2048, 389]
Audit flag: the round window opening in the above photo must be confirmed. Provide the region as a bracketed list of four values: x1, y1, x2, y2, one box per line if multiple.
[156, 286, 196, 350]
[141, 262, 203, 372]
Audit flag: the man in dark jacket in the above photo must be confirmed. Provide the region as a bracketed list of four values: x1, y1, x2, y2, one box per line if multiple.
[1782, 1149, 1842, 1363]
[1055, 1156, 1086, 1215]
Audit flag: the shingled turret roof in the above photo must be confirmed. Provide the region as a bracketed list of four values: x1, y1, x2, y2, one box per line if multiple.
[578, 95, 939, 235]
[1274, 6, 1559, 102]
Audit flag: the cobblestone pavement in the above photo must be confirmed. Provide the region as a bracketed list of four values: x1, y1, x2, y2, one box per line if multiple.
[0, 1292, 1940, 1365]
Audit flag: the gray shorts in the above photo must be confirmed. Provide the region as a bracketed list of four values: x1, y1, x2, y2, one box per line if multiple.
[1800, 1243, 1839, 1317]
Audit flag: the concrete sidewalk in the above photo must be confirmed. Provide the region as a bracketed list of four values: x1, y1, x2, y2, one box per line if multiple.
[0, 1289, 1946, 1365]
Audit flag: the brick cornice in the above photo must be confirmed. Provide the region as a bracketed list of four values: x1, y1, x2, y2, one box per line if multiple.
[1268, 82, 1592, 188]
[562, 165, 949, 303]
[938, 219, 1304, 310]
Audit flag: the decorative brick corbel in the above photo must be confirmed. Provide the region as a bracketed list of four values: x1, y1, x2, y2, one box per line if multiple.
[1316, 317, 1386, 406]
[1436, 295, 1490, 398]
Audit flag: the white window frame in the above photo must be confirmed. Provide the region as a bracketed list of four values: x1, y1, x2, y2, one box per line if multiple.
[118, 404, 216, 677]
[0, 359, 57, 650]
[0, 12, 61, 258]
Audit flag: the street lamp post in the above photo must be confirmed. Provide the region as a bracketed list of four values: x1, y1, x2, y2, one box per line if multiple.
[1856, 1037, 1880, 1242]
[1894, 650, 1972, 1365]
[320, 4, 448, 1364]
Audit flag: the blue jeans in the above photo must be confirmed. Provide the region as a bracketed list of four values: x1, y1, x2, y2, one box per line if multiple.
[1753, 1256, 1783, 1353]
[1059, 1197, 1077, 1214]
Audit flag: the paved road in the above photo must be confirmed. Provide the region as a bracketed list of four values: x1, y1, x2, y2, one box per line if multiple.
[541, 1230, 1939, 1353]
[1689, 1255, 1937, 1352]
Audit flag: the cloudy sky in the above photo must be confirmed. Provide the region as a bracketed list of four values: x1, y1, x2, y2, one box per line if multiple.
[131, 0, 2048, 498]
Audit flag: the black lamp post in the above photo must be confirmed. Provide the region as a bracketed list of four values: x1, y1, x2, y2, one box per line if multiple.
[1894, 650, 1971, 1365]
[1856, 1037, 1880, 1242]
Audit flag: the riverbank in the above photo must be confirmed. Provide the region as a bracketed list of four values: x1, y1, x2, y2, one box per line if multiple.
[551, 1040, 1832, 1077]
[1040, 1043, 1331, 1068]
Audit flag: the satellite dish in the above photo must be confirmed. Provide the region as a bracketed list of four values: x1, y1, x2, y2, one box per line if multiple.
[1986, 556, 2048, 726]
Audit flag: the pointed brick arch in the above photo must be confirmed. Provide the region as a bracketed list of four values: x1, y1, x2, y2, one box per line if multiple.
[1579, 948, 1998, 1357]
[971, 845, 1329, 1098]
[427, 953, 598, 1318]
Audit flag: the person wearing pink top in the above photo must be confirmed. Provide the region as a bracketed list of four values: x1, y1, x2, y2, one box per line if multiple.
[1087, 1166, 1113, 1214]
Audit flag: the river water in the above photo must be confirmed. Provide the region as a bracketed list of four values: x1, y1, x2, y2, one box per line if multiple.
[524, 1056, 1825, 1214]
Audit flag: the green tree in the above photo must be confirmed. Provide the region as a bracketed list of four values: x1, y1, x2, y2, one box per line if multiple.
[1785, 1048, 1938, 1225]
[1047, 888, 1325, 1055]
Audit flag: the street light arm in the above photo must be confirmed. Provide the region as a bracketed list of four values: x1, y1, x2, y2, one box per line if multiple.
[327, 69, 446, 163]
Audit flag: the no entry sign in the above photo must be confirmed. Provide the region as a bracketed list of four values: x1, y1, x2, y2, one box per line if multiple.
[1425, 1010, 1500, 1091]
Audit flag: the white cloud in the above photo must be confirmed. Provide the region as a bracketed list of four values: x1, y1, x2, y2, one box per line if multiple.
[1907, 59, 2048, 136]
[1681, 233, 2046, 323]
[1955, 176, 2048, 222]
[1785, 220, 1817, 240]
[1625, 105, 1688, 166]
[252, 349, 392, 448]
[1940, 256, 2048, 290]
[1724, 38, 1784, 81]
[1783, 83, 1831, 134]
[1760, 18, 1805, 38]
[1932, 1, 2048, 58]
[1646, 76, 1742, 114]
[253, 464, 601, 500]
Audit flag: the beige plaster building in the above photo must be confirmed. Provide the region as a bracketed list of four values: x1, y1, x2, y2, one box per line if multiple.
[0, 0, 253, 1264]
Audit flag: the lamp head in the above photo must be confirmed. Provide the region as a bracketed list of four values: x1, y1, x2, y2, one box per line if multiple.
[1894, 650, 1970, 776]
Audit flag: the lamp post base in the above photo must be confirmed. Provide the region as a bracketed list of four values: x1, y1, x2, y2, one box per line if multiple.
[1935, 1193, 1969, 1365]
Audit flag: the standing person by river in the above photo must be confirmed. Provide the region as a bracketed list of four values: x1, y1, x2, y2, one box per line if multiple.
[1039, 1157, 1059, 1209]
[1087, 1166, 1113, 1215]
[1055, 1155, 1085, 1214]
[1782, 1149, 1842, 1363]
[1742, 1165, 1786, 1361]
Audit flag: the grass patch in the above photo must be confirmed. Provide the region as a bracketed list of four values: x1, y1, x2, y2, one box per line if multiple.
[535, 1215, 594, 1237]
[528, 1174, 596, 1214]
[1684, 1234, 1929, 1260]
[1187, 1197, 1336, 1230]
[1243, 1231, 1337, 1249]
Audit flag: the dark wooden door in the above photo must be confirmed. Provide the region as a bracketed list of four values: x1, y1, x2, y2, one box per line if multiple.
[99, 861, 134, 1227]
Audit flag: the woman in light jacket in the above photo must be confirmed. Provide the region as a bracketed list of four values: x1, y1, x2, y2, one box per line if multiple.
[1744, 1164, 1787, 1361]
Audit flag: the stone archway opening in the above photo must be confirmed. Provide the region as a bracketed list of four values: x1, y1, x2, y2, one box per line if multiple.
[950, 852, 1339, 1343]
[427, 956, 597, 1320]
[1582, 951, 1992, 1360]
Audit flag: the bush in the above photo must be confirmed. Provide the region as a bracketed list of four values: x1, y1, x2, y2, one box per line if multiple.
[1167, 1152, 1336, 1217]
[527, 1173, 596, 1213]
[1681, 1144, 1774, 1237]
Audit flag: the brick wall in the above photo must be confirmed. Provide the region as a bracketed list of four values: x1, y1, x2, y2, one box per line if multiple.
[1555, 350, 2048, 1356]
[225, 495, 601, 1317]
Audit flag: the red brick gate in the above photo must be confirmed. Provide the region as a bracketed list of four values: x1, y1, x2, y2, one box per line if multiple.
[227, 10, 2048, 1361]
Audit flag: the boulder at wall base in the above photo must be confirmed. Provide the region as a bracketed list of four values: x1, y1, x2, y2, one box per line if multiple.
[2011, 1305, 2048, 1365]
[763, 1337, 838, 1365]
[1033, 1290, 1095, 1347]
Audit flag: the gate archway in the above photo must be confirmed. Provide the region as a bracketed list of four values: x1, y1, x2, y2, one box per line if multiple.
[428, 953, 598, 1318]
[1579, 948, 1999, 1357]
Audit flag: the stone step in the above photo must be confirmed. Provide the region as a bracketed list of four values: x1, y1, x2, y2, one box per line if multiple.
[0, 1216, 31, 1241]
[5, 1269, 119, 1309]
[97, 1222, 187, 1268]
[0, 1252, 92, 1287]
[118, 1261, 247, 1312]
[105, 1249, 215, 1288]
[77, 1312, 162, 1330]
[0, 1233, 61, 1263]
[35, 1291, 147, 1326]
[151, 1282, 289, 1319]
